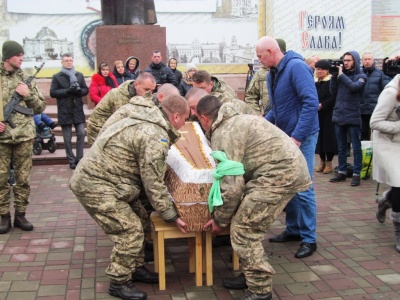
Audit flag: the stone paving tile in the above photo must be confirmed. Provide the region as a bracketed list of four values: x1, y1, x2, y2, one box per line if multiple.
[1, 159, 400, 299]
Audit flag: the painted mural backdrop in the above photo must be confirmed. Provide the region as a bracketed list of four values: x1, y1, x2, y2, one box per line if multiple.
[1, 0, 259, 76]
[0, 0, 399, 76]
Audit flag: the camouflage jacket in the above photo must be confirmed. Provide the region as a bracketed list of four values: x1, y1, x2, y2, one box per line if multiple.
[69, 97, 180, 222]
[0, 62, 46, 143]
[244, 67, 270, 115]
[86, 80, 152, 144]
[211, 76, 237, 103]
[209, 104, 312, 227]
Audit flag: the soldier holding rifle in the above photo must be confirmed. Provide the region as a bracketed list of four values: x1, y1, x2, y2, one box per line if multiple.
[0, 40, 46, 234]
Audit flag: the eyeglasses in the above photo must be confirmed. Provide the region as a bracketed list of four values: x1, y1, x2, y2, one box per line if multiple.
[343, 59, 353, 62]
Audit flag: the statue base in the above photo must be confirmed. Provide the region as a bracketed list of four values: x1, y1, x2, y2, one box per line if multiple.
[95, 25, 166, 72]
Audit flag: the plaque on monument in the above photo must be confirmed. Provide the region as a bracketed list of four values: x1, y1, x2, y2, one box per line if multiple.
[96, 0, 165, 71]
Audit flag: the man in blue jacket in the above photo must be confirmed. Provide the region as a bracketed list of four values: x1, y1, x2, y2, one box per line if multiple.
[360, 53, 390, 141]
[256, 36, 319, 259]
[329, 51, 367, 187]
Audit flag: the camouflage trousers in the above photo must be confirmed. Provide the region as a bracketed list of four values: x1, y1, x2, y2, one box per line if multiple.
[231, 192, 295, 294]
[0, 140, 33, 214]
[74, 193, 148, 283]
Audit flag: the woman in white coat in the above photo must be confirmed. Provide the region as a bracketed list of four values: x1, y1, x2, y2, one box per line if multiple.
[370, 74, 400, 253]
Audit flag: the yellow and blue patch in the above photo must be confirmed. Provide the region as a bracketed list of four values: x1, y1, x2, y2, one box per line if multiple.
[161, 138, 168, 146]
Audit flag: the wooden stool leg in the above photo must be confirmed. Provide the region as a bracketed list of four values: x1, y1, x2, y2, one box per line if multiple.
[195, 232, 203, 286]
[153, 229, 159, 273]
[205, 231, 213, 286]
[158, 232, 166, 290]
[232, 250, 240, 271]
[189, 238, 195, 273]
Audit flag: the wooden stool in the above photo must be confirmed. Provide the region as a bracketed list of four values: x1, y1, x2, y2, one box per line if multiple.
[151, 214, 203, 290]
[202, 229, 240, 287]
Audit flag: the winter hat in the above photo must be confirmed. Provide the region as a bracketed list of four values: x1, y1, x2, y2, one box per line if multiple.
[315, 59, 331, 70]
[186, 63, 197, 72]
[275, 38, 286, 53]
[2, 40, 24, 61]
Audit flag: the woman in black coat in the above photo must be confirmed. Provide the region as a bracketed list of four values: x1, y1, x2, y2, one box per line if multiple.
[314, 59, 337, 174]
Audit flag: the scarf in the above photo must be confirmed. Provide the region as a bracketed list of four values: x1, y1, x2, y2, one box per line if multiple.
[61, 66, 78, 83]
[208, 151, 245, 213]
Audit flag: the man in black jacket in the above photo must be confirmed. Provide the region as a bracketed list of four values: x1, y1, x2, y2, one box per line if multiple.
[144, 50, 178, 91]
[360, 52, 390, 141]
[50, 53, 88, 169]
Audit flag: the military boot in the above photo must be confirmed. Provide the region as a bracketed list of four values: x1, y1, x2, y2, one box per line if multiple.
[108, 280, 147, 300]
[14, 212, 33, 231]
[376, 189, 392, 223]
[0, 213, 12, 234]
[391, 211, 400, 253]
[234, 290, 272, 300]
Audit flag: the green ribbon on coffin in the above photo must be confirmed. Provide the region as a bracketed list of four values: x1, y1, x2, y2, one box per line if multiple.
[208, 151, 245, 213]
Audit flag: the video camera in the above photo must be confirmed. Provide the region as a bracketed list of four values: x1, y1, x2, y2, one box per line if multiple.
[328, 59, 344, 74]
[247, 63, 254, 71]
[382, 57, 400, 78]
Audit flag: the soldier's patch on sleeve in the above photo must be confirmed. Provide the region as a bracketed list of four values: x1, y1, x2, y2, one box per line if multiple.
[161, 138, 168, 146]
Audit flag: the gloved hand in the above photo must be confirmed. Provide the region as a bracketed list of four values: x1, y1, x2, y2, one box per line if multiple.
[67, 86, 81, 96]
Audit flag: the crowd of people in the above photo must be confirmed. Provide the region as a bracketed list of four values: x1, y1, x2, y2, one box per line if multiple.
[1, 38, 399, 300]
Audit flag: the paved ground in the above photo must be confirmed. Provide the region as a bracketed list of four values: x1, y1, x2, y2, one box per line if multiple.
[0, 157, 399, 300]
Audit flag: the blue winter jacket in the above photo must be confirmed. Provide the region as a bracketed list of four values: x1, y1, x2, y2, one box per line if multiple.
[330, 51, 367, 126]
[361, 64, 390, 115]
[265, 50, 319, 142]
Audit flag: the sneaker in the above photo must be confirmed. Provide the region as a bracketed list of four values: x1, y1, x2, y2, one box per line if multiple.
[329, 173, 346, 183]
[350, 175, 360, 187]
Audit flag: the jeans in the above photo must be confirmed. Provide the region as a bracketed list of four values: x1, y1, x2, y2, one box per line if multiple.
[61, 123, 85, 164]
[285, 131, 318, 243]
[335, 124, 362, 175]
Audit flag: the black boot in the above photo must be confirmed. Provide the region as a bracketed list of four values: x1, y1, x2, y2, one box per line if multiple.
[234, 290, 272, 300]
[108, 280, 147, 300]
[14, 212, 33, 231]
[391, 211, 400, 253]
[0, 213, 12, 234]
[132, 266, 158, 284]
[376, 189, 392, 223]
[223, 273, 248, 289]
[144, 249, 154, 262]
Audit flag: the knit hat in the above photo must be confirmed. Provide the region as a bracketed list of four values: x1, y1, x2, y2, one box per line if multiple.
[186, 63, 197, 72]
[275, 38, 286, 53]
[2, 40, 24, 61]
[315, 59, 331, 70]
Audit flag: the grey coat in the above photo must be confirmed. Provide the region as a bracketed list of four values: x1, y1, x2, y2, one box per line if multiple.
[370, 75, 400, 187]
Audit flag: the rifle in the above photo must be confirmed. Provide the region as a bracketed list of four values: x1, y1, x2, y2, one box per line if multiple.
[1, 62, 45, 129]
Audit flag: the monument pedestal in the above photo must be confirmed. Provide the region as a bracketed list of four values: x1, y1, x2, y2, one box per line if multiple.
[95, 25, 166, 71]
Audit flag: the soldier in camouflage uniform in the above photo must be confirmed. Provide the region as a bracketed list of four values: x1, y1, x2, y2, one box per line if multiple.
[244, 66, 270, 115]
[186, 86, 256, 123]
[0, 41, 46, 234]
[69, 94, 190, 300]
[197, 96, 312, 300]
[192, 70, 237, 103]
[86, 72, 156, 145]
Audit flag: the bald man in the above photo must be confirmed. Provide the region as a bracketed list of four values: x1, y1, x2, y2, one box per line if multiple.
[153, 83, 180, 106]
[256, 36, 319, 259]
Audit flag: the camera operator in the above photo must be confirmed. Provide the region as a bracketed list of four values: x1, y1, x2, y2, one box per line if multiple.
[329, 51, 367, 187]
[360, 52, 391, 141]
[144, 50, 178, 91]
[50, 53, 88, 169]
[382, 54, 400, 78]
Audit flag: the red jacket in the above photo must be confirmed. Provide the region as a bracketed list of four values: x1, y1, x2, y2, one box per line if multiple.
[89, 73, 118, 106]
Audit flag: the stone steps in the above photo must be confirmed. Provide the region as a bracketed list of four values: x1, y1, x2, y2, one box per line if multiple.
[32, 98, 93, 166]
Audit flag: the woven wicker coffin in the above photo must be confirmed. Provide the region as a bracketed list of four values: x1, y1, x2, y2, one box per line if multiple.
[165, 121, 215, 231]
